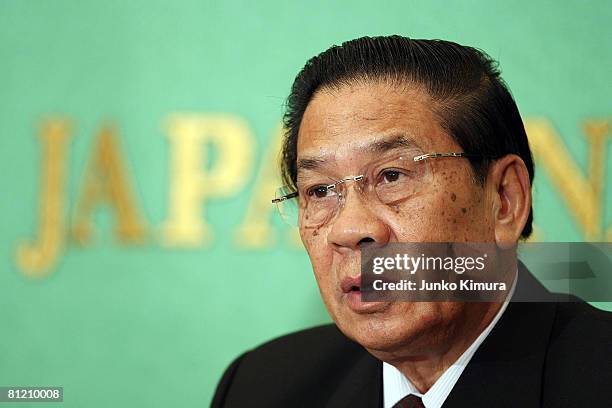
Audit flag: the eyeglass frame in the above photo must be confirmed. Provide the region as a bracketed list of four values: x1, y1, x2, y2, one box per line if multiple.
[271, 152, 496, 206]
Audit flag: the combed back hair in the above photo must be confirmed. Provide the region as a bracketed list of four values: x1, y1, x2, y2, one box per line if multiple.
[281, 35, 534, 239]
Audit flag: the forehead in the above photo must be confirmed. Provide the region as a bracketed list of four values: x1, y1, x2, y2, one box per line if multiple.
[296, 81, 457, 164]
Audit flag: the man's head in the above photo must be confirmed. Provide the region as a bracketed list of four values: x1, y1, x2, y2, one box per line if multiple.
[279, 36, 533, 357]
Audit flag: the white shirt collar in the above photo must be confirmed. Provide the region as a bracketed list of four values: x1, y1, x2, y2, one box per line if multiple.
[383, 271, 517, 408]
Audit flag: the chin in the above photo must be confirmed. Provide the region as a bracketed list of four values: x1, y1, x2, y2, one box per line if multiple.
[333, 302, 446, 354]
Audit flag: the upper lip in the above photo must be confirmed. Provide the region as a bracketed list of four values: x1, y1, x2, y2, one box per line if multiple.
[340, 275, 361, 293]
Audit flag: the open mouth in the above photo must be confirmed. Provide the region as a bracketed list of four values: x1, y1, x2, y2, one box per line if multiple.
[340, 274, 390, 313]
[341, 276, 361, 294]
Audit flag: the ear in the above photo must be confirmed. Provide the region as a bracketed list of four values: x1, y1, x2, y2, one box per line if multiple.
[486, 154, 532, 248]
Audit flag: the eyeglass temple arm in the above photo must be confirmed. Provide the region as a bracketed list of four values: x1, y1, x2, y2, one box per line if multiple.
[413, 152, 496, 162]
[272, 191, 299, 204]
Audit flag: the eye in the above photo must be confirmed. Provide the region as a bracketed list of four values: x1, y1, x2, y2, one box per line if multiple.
[380, 168, 416, 184]
[307, 185, 334, 199]
[381, 170, 401, 183]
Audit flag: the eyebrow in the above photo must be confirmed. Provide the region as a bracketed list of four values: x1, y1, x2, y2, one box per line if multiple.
[296, 134, 420, 173]
[369, 134, 419, 153]
[296, 157, 328, 171]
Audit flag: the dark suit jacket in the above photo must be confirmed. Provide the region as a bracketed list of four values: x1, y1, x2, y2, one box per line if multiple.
[212, 266, 612, 407]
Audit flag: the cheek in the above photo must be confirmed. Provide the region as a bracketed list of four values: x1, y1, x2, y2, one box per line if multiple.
[299, 226, 333, 281]
[388, 170, 492, 241]
[300, 225, 326, 254]
[299, 227, 341, 315]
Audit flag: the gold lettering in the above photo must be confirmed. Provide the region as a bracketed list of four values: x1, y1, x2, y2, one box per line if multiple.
[161, 114, 254, 246]
[234, 125, 304, 248]
[525, 118, 610, 240]
[583, 120, 609, 222]
[16, 119, 71, 277]
[234, 125, 284, 248]
[72, 126, 147, 244]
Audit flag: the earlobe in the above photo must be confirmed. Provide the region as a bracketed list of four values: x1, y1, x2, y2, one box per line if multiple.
[490, 155, 532, 248]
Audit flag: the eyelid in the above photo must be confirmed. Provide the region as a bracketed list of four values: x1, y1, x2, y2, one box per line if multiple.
[299, 179, 332, 191]
[299, 149, 422, 187]
[361, 149, 422, 171]
[306, 184, 339, 199]
[368, 159, 414, 177]
[371, 168, 407, 182]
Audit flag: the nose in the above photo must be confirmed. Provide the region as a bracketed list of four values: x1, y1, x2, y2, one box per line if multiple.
[326, 184, 391, 251]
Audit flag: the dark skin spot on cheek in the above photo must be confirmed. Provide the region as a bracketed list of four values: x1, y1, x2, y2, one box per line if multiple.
[450, 192, 457, 202]
[461, 207, 467, 214]
[302, 225, 319, 238]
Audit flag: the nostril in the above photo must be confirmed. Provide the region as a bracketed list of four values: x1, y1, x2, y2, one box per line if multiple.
[358, 237, 375, 247]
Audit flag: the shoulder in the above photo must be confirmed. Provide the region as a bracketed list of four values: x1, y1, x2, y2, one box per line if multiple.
[212, 324, 372, 407]
[242, 323, 359, 362]
[227, 323, 364, 379]
[549, 301, 612, 346]
[543, 302, 612, 406]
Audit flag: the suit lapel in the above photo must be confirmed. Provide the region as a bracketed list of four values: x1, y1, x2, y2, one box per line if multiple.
[325, 349, 383, 408]
[443, 265, 557, 407]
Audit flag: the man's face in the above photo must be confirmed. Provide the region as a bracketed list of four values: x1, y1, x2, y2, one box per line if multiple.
[296, 81, 497, 356]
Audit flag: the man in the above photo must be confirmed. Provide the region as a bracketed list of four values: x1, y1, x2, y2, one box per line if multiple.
[212, 36, 612, 407]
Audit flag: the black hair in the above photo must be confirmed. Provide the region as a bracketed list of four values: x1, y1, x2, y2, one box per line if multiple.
[281, 35, 534, 238]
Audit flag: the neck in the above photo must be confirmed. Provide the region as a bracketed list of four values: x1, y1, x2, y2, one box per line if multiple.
[372, 301, 502, 393]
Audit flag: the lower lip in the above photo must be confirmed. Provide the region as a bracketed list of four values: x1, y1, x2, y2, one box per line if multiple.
[344, 290, 389, 313]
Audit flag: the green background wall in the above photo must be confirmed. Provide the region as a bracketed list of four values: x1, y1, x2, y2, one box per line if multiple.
[1, 1, 610, 406]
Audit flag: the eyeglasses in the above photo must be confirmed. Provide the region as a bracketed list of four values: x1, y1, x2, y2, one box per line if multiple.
[272, 150, 493, 228]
